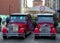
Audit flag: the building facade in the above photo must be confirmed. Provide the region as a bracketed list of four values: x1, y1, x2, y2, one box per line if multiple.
[45, 0, 49, 7]
[33, 0, 43, 7]
[0, 0, 25, 15]
[45, 0, 54, 9]
[45, 0, 60, 21]
[45, 0, 59, 10]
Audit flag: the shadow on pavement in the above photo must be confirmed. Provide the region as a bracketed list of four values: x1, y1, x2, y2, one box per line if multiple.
[34, 36, 56, 40]
[3, 37, 26, 40]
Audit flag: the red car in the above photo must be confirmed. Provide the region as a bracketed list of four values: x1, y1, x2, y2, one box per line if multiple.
[34, 13, 57, 39]
[2, 13, 33, 39]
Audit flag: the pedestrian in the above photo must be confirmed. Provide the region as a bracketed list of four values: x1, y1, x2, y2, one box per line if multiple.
[6, 16, 10, 27]
[0, 17, 2, 32]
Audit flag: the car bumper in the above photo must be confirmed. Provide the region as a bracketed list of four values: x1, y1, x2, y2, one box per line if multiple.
[34, 33, 56, 36]
[2, 33, 24, 37]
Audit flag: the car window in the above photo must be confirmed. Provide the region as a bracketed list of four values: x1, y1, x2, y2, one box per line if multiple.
[10, 16, 26, 22]
[37, 17, 54, 23]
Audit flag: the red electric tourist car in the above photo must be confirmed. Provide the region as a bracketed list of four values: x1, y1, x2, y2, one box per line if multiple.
[34, 13, 57, 39]
[2, 13, 34, 39]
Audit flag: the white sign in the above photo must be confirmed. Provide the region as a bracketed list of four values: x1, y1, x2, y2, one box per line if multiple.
[40, 6, 45, 11]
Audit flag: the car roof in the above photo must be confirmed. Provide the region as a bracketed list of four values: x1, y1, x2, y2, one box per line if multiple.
[11, 13, 29, 15]
[37, 13, 53, 16]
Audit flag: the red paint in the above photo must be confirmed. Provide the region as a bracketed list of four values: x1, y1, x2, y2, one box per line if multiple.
[2, 27, 8, 33]
[34, 28, 40, 33]
[18, 28, 24, 33]
[50, 28, 56, 34]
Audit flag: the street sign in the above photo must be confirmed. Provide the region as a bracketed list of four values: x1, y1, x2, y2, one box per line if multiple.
[40, 6, 45, 12]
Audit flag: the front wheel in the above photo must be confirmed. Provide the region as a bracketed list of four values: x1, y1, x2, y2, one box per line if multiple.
[23, 33, 26, 39]
[3, 34, 7, 39]
[3, 36, 7, 39]
[34, 36, 39, 39]
[51, 36, 56, 39]
[18, 33, 26, 39]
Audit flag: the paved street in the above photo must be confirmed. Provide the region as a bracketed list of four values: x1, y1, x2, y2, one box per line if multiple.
[0, 33, 60, 43]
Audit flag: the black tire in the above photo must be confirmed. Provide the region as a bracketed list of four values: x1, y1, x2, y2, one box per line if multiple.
[18, 33, 26, 39]
[35, 36, 38, 39]
[23, 33, 26, 39]
[51, 36, 56, 39]
[3, 34, 7, 39]
[3, 36, 7, 39]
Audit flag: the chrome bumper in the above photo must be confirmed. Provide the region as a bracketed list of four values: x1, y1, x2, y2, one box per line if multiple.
[34, 33, 56, 36]
[2, 33, 24, 37]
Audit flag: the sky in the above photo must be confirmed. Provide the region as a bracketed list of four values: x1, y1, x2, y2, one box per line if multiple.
[27, 0, 45, 7]
[27, 0, 33, 7]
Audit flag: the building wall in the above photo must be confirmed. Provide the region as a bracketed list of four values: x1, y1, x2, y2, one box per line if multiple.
[45, 0, 60, 21]
[33, 0, 43, 7]
[45, 0, 59, 10]
[45, 0, 54, 9]
[45, 0, 49, 7]
[0, 0, 20, 15]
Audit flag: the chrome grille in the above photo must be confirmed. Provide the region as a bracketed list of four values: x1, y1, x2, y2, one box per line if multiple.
[13, 25, 18, 31]
[40, 24, 50, 33]
[7, 24, 18, 32]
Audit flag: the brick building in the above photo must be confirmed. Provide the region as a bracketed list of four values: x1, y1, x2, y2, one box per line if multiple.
[33, 0, 43, 7]
[0, 0, 26, 15]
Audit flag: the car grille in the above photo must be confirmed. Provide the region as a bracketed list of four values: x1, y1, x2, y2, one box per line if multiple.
[7, 24, 18, 33]
[40, 24, 50, 33]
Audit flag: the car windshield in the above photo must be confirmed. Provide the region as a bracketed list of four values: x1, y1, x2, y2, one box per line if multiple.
[10, 15, 26, 22]
[37, 16, 54, 23]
